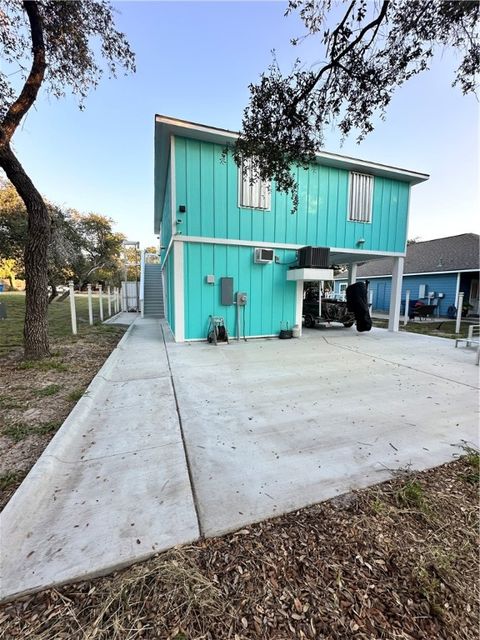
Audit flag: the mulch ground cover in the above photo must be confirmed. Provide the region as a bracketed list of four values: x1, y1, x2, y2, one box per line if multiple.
[1, 455, 478, 640]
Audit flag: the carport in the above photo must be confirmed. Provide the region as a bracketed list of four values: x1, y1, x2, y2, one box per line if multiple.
[330, 248, 405, 332]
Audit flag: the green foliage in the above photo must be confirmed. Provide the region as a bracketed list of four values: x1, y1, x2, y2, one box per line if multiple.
[0, 181, 125, 290]
[0, 470, 26, 491]
[70, 212, 125, 287]
[460, 444, 479, 485]
[0, 394, 22, 410]
[237, 0, 479, 209]
[2, 420, 61, 442]
[397, 480, 425, 509]
[67, 389, 85, 403]
[19, 359, 69, 372]
[0, 2, 135, 119]
[0, 180, 26, 268]
[34, 384, 63, 397]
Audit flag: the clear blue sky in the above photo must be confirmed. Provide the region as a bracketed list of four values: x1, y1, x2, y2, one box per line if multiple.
[10, 1, 479, 249]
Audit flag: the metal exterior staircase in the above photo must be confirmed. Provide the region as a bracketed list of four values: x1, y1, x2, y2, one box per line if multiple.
[143, 264, 165, 317]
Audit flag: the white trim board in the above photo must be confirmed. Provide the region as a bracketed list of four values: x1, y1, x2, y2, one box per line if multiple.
[173, 235, 405, 257]
[184, 334, 280, 343]
[334, 268, 479, 280]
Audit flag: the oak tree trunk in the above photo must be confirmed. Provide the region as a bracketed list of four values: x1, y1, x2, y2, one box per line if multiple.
[0, 143, 50, 358]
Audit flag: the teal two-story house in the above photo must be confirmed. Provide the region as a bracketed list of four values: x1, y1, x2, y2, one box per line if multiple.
[149, 115, 428, 341]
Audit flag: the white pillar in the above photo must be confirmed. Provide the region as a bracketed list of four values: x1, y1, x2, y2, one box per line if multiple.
[173, 241, 185, 341]
[116, 287, 120, 313]
[87, 284, 93, 325]
[295, 280, 303, 337]
[368, 289, 373, 309]
[388, 257, 404, 332]
[318, 284, 322, 321]
[68, 281, 77, 335]
[98, 285, 104, 322]
[404, 289, 410, 326]
[455, 292, 464, 334]
[347, 263, 357, 286]
[107, 286, 112, 317]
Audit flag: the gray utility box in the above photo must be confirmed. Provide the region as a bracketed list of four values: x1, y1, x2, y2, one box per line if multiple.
[220, 277, 234, 306]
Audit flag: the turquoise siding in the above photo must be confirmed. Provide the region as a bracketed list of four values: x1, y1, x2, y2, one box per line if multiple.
[160, 165, 172, 262]
[184, 243, 297, 340]
[164, 249, 175, 332]
[335, 273, 459, 315]
[175, 136, 410, 253]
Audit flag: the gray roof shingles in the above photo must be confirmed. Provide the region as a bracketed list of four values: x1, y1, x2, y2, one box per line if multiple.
[346, 233, 479, 278]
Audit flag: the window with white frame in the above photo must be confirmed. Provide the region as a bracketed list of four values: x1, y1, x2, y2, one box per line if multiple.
[239, 159, 271, 210]
[348, 172, 373, 223]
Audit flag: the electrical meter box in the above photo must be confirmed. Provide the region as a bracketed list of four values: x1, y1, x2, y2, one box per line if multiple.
[236, 292, 248, 306]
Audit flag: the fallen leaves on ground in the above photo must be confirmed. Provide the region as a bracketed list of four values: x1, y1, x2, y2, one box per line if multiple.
[0, 457, 478, 640]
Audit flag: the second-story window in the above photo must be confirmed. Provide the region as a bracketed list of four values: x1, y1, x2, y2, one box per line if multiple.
[348, 172, 373, 223]
[239, 159, 271, 210]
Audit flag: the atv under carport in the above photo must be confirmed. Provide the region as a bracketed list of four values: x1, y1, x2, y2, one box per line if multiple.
[303, 298, 355, 328]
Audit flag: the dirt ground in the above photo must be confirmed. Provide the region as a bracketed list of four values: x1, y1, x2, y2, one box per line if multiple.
[0, 456, 478, 640]
[0, 324, 126, 511]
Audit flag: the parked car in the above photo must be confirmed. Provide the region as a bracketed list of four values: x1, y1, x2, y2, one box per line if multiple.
[303, 297, 355, 328]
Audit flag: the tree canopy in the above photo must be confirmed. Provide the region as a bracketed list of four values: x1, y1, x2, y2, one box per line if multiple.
[0, 180, 125, 293]
[0, 1, 135, 357]
[235, 0, 479, 209]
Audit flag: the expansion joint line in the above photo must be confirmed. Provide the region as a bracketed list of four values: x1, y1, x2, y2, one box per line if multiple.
[160, 322, 204, 538]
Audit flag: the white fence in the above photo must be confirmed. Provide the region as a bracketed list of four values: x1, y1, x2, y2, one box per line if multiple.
[67, 281, 121, 335]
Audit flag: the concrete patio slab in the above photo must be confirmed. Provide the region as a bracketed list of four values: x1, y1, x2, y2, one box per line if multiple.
[0, 319, 199, 602]
[168, 327, 479, 537]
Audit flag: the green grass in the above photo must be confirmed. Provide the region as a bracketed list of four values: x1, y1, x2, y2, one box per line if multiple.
[396, 480, 426, 510]
[34, 384, 63, 397]
[0, 395, 22, 410]
[0, 470, 26, 491]
[373, 318, 472, 339]
[19, 359, 69, 371]
[2, 420, 62, 442]
[0, 292, 119, 354]
[67, 388, 85, 402]
[460, 445, 479, 485]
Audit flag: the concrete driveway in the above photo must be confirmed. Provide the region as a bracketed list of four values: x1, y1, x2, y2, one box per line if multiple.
[169, 326, 479, 536]
[1, 320, 478, 601]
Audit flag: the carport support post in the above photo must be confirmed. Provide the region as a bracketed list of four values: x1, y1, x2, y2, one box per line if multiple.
[68, 281, 77, 335]
[98, 285, 104, 322]
[404, 289, 410, 326]
[347, 263, 357, 286]
[455, 292, 464, 334]
[87, 284, 93, 325]
[295, 281, 303, 337]
[388, 257, 404, 332]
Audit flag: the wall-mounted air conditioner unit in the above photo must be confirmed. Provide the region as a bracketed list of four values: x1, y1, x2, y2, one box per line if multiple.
[254, 248, 275, 264]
